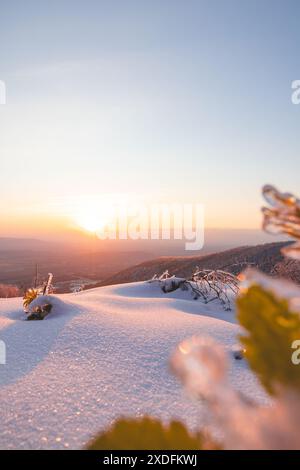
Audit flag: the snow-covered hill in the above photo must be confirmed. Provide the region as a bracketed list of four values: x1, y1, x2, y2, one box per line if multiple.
[0, 282, 268, 449]
[98, 242, 300, 287]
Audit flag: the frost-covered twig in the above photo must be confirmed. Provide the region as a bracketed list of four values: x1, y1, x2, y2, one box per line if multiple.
[149, 268, 240, 310]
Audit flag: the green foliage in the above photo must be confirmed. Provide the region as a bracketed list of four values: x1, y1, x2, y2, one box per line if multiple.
[23, 288, 39, 310]
[86, 416, 215, 450]
[237, 284, 300, 395]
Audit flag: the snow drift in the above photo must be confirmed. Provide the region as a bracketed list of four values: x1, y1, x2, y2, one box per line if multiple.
[0, 281, 268, 449]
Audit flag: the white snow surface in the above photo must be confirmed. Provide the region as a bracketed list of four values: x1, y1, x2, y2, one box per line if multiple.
[0, 281, 268, 449]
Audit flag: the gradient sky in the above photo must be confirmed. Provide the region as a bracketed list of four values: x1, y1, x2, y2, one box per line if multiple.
[0, 0, 300, 237]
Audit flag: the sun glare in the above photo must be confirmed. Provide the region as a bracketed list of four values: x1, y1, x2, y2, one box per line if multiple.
[74, 206, 113, 233]
[76, 214, 106, 233]
[71, 196, 119, 234]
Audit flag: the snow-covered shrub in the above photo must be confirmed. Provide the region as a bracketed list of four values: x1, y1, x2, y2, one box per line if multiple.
[26, 297, 53, 321]
[150, 269, 239, 310]
[23, 273, 54, 319]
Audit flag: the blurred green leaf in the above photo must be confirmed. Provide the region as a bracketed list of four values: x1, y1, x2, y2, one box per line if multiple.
[237, 284, 300, 395]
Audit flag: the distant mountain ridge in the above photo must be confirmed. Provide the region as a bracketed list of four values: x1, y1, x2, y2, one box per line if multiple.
[0, 238, 52, 251]
[98, 241, 300, 287]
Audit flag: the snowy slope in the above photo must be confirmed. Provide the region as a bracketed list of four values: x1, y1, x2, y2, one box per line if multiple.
[0, 282, 268, 449]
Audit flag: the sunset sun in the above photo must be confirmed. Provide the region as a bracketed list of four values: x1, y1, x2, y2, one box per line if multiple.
[69, 193, 130, 235]
[71, 199, 116, 234]
[76, 214, 104, 233]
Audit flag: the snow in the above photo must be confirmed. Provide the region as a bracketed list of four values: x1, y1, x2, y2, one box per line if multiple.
[0, 281, 268, 449]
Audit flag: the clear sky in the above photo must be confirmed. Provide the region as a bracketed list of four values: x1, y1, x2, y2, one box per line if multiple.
[0, 0, 299, 237]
